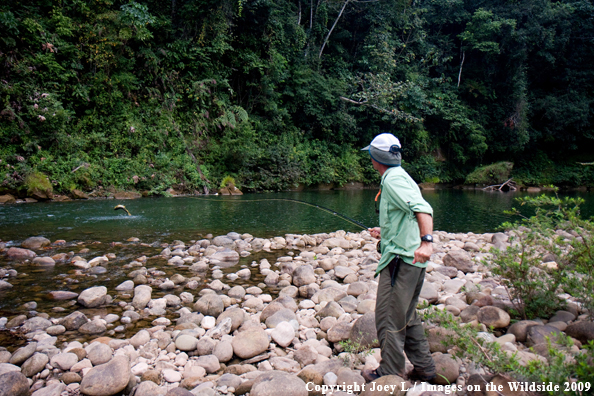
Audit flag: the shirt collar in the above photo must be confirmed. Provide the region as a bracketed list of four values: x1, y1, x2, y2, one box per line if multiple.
[381, 166, 398, 183]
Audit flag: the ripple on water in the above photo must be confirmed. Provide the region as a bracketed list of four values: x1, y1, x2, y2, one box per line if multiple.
[84, 215, 142, 222]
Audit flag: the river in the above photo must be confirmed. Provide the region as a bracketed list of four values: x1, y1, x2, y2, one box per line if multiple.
[1, 189, 593, 244]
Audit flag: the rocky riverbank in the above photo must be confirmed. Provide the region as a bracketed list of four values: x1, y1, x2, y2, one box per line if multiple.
[0, 230, 592, 396]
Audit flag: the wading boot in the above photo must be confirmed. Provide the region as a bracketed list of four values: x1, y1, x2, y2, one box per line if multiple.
[361, 368, 381, 383]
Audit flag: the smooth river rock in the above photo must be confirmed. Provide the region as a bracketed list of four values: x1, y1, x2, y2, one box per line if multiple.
[133, 285, 152, 310]
[7, 247, 36, 260]
[80, 355, 131, 396]
[443, 249, 475, 273]
[77, 286, 107, 308]
[250, 371, 308, 396]
[0, 371, 30, 396]
[232, 329, 270, 359]
[21, 236, 51, 249]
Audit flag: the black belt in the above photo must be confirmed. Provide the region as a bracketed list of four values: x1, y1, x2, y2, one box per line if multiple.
[388, 255, 401, 287]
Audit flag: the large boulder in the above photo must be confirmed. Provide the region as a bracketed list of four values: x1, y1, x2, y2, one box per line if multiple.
[565, 321, 594, 344]
[212, 236, 235, 247]
[549, 310, 576, 324]
[32, 256, 55, 266]
[476, 306, 510, 328]
[50, 353, 79, 371]
[48, 291, 79, 300]
[113, 191, 141, 199]
[526, 325, 562, 347]
[0, 371, 30, 396]
[433, 354, 460, 385]
[78, 286, 107, 308]
[250, 371, 308, 396]
[443, 250, 475, 273]
[175, 335, 198, 352]
[21, 236, 51, 249]
[349, 312, 379, 348]
[232, 329, 270, 359]
[80, 355, 130, 396]
[78, 319, 107, 335]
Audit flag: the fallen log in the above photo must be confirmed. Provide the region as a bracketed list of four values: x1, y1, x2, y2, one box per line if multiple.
[483, 178, 517, 192]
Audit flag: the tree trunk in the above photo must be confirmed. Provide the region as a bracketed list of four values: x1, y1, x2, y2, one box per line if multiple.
[319, 0, 350, 59]
[457, 50, 465, 88]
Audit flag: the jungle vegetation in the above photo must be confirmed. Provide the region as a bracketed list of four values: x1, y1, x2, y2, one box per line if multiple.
[1, 0, 593, 195]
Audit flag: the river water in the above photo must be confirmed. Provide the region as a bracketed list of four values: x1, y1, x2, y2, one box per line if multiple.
[1, 189, 593, 244]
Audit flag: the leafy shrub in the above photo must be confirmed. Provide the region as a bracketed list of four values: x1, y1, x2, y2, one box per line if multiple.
[487, 230, 566, 320]
[487, 192, 594, 318]
[465, 161, 513, 185]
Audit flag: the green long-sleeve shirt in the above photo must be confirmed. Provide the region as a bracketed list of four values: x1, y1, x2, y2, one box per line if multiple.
[376, 166, 433, 276]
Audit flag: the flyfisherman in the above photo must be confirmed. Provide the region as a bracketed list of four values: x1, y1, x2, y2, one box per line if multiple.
[361, 133, 436, 383]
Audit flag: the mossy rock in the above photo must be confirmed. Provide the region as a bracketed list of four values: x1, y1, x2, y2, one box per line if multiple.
[465, 162, 513, 185]
[25, 172, 53, 200]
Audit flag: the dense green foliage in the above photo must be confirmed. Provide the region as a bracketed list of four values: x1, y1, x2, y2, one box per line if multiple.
[1, 0, 593, 195]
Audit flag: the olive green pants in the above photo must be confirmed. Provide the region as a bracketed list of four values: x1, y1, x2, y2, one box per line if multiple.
[375, 257, 435, 377]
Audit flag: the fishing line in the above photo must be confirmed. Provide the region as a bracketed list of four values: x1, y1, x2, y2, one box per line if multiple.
[192, 196, 370, 230]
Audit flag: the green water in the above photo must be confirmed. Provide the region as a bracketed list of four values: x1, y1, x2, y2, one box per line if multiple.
[1, 189, 593, 244]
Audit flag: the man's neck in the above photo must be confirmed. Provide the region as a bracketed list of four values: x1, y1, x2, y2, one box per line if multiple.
[378, 164, 391, 176]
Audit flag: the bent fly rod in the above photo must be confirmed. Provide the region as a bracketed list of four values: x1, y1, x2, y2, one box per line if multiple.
[193, 196, 370, 231]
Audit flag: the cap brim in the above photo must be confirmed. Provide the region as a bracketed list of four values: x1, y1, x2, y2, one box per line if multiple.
[361, 145, 370, 151]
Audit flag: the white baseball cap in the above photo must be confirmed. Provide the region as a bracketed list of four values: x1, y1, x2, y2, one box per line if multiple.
[361, 133, 402, 166]
[361, 133, 401, 152]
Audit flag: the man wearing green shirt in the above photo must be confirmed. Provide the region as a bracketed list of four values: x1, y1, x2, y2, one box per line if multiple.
[361, 133, 436, 383]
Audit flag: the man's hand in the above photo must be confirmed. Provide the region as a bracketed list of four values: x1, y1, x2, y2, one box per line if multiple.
[369, 227, 381, 239]
[413, 242, 432, 264]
